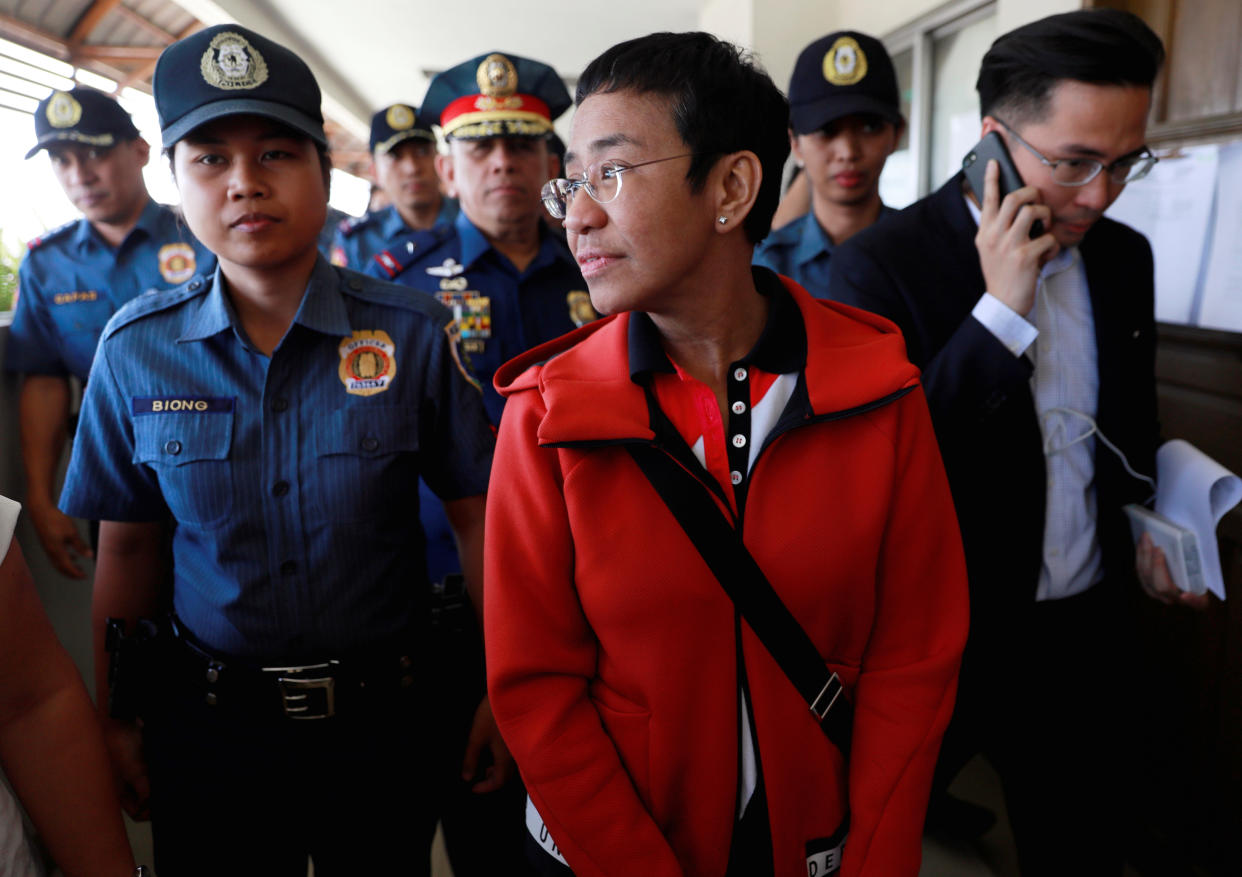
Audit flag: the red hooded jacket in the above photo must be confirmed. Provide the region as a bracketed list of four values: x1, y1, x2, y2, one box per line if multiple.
[485, 278, 968, 876]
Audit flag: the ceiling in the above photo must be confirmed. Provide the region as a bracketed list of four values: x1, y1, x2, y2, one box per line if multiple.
[0, 0, 706, 176]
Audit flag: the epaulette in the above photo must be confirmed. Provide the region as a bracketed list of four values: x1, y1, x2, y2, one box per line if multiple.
[334, 267, 453, 322]
[370, 225, 454, 280]
[102, 273, 211, 337]
[337, 213, 371, 237]
[26, 219, 78, 251]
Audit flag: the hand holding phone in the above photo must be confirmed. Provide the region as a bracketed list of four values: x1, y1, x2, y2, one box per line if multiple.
[962, 132, 1044, 239]
[962, 131, 1058, 317]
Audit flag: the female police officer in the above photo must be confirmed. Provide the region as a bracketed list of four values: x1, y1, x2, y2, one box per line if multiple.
[484, 33, 969, 876]
[59, 25, 500, 875]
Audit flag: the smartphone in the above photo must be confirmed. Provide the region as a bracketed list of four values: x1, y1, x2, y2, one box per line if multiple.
[962, 131, 1044, 238]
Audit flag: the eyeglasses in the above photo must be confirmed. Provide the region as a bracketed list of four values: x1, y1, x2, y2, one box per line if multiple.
[541, 153, 698, 219]
[994, 117, 1158, 187]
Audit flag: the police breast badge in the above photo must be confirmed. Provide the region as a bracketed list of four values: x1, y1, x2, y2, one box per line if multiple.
[566, 290, 597, 328]
[46, 91, 82, 128]
[824, 36, 867, 86]
[338, 330, 397, 396]
[201, 31, 269, 90]
[158, 243, 197, 284]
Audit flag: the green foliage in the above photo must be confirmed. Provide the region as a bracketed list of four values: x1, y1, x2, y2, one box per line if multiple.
[0, 230, 22, 313]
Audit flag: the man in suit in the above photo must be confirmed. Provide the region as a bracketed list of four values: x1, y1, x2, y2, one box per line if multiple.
[829, 10, 1201, 875]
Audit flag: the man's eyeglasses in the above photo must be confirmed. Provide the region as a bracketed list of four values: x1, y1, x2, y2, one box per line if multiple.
[994, 117, 1158, 187]
[541, 153, 698, 220]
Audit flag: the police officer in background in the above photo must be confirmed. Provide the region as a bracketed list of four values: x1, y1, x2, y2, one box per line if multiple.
[331, 103, 457, 270]
[754, 32, 904, 297]
[367, 50, 589, 876]
[4, 86, 213, 579]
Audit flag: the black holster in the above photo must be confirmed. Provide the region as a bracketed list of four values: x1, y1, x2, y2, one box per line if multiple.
[104, 616, 165, 721]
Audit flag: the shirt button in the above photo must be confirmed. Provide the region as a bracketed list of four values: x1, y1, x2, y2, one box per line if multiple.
[271, 397, 289, 413]
[730, 470, 743, 485]
[188, 279, 202, 291]
[733, 367, 748, 382]
[272, 481, 290, 498]
[360, 436, 380, 453]
[280, 560, 298, 576]
[731, 401, 746, 415]
[349, 278, 362, 291]
[732, 434, 747, 449]
[164, 439, 182, 455]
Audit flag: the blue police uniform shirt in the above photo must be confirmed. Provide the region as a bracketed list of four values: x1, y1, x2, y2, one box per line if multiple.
[4, 198, 214, 381]
[367, 209, 592, 583]
[331, 201, 459, 271]
[317, 205, 354, 257]
[752, 206, 897, 299]
[59, 256, 494, 660]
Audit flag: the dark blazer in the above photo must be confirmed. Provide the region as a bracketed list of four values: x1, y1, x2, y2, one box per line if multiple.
[829, 173, 1158, 643]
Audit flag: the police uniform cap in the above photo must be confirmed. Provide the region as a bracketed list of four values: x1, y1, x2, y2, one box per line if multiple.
[26, 86, 141, 160]
[154, 24, 326, 148]
[423, 51, 570, 140]
[370, 104, 436, 155]
[788, 31, 901, 135]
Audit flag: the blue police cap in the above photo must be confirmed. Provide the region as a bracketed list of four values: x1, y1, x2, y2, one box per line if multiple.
[423, 52, 570, 140]
[370, 104, 436, 155]
[154, 24, 326, 148]
[26, 86, 141, 159]
[788, 32, 902, 135]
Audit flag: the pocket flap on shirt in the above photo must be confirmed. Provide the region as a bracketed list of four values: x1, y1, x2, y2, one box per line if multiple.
[313, 407, 418, 458]
[132, 409, 233, 467]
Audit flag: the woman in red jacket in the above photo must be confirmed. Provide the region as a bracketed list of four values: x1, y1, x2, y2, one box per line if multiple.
[484, 32, 969, 877]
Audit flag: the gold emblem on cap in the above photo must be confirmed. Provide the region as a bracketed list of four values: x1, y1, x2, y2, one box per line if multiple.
[823, 36, 867, 87]
[476, 53, 518, 98]
[46, 91, 82, 129]
[386, 105, 415, 131]
[201, 31, 269, 91]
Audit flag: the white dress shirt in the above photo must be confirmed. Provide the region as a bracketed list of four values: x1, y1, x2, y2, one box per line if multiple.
[965, 197, 1104, 601]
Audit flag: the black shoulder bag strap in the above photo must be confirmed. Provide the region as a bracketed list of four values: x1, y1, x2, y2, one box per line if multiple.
[626, 442, 852, 759]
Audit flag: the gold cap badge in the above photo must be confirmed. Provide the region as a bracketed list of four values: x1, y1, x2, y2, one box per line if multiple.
[46, 91, 82, 129]
[386, 104, 415, 130]
[823, 36, 868, 87]
[477, 54, 518, 98]
[201, 31, 269, 91]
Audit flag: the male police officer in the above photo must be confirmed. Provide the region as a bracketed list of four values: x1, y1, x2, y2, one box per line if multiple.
[331, 104, 456, 270]
[829, 11, 1192, 873]
[5, 86, 212, 578]
[367, 51, 588, 876]
[753, 32, 904, 297]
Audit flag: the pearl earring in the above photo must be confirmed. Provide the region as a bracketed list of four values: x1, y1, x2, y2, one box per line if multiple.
[717, 216, 728, 225]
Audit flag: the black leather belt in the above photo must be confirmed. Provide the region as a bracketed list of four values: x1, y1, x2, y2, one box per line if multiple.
[168, 617, 418, 720]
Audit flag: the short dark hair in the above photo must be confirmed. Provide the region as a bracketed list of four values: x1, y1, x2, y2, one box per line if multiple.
[576, 32, 790, 244]
[976, 9, 1164, 125]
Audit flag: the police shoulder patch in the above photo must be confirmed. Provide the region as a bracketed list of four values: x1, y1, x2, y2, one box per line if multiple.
[338, 214, 370, 237]
[26, 219, 78, 251]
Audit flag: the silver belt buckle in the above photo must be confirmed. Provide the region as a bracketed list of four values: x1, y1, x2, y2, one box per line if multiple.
[809, 672, 843, 721]
[266, 662, 337, 720]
